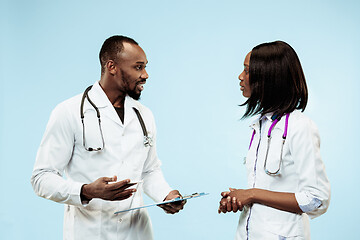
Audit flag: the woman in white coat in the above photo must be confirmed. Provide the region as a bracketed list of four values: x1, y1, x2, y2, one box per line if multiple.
[218, 41, 330, 240]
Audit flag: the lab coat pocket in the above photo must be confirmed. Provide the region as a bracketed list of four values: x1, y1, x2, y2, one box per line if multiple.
[64, 203, 102, 239]
[263, 220, 302, 239]
[75, 207, 102, 239]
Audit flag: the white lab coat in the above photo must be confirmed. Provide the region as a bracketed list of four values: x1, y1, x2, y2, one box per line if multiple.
[31, 82, 173, 240]
[235, 110, 330, 240]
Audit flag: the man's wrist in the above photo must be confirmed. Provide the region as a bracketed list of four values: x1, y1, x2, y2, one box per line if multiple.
[80, 184, 92, 202]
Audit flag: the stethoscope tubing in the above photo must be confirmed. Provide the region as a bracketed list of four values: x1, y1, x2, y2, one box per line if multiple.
[81, 86, 105, 151]
[80, 85, 152, 151]
[248, 113, 290, 176]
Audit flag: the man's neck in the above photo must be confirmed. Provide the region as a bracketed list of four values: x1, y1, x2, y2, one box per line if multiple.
[99, 78, 126, 108]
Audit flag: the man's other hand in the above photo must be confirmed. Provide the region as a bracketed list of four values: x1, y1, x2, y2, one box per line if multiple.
[159, 190, 186, 214]
[81, 176, 137, 202]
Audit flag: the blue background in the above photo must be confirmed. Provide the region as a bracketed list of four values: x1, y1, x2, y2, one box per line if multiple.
[1, 0, 359, 239]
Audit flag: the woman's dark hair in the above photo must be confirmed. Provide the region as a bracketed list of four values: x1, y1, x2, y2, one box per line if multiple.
[242, 41, 308, 118]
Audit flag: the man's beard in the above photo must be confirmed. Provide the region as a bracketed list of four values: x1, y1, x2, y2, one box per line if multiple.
[121, 70, 141, 100]
[128, 87, 141, 100]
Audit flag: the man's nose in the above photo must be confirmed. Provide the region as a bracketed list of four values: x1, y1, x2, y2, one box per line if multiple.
[141, 69, 149, 79]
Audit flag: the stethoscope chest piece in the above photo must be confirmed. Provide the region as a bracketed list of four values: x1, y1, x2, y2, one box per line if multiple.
[143, 136, 153, 147]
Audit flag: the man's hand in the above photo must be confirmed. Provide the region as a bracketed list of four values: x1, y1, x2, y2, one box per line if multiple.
[81, 176, 137, 202]
[158, 190, 186, 214]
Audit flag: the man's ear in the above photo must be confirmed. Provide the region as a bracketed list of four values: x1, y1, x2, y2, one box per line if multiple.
[106, 60, 117, 75]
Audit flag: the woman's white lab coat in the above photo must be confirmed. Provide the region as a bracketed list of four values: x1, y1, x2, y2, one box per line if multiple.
[235, 110, 331, 240]
[31, 82, 173, 240]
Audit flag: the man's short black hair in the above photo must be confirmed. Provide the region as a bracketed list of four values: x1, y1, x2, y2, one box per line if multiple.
[242, 41, 308, 118]
[99, 35, 138, 74]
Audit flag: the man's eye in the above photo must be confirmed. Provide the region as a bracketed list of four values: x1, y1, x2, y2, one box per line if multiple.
[135, 65, 142, 70]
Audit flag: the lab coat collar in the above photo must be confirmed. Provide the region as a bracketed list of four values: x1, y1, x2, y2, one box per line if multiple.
[123, 95, 141, 126]
[85, 81, 110, 109]
[85, 81, 141, 127]
[249, 115, 260, 131]
[249, 112, 287, 131]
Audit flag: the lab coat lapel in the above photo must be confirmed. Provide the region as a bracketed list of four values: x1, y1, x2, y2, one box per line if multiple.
[249, 116, 260, 133]
[123, 95, 139, 128]
[86, 82, 123, 127]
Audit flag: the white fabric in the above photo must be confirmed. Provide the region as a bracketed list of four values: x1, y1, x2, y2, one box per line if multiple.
[31, 82, 173, 240]
[295, 191, 322, 213]
[235, 110, 331, 240]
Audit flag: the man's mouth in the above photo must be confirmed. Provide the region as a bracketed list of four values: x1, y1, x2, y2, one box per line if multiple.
[137, 80, 146, 91]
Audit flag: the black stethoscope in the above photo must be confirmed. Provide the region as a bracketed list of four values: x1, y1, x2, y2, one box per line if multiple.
[80, 85, 153, 151]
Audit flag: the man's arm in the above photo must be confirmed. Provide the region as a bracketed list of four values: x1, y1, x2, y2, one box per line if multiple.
[140, 109, 185, 213]
[31, 103, 135, 206]
[31, 103, 85, 206]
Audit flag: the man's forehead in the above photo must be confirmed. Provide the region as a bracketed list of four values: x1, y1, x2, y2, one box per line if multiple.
[119, 42, 147, 62]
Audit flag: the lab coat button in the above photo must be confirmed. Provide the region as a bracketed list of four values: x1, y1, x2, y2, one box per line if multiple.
[118, 218, 122, 223]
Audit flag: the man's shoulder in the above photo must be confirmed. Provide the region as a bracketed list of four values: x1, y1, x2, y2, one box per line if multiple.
[129, 97, 153, 116]
[51, 92, 83, 118]
[132, 100, 157, 126]
[136, 101, 152, 113]
[56, 93, 83, 109]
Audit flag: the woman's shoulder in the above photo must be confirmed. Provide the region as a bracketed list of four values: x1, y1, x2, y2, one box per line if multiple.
[290, 110, 312, 123]
[289, 110, 319, 134]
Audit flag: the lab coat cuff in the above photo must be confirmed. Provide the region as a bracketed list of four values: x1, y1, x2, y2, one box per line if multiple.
[295, 192, 322, 213]
[147, 184, 173, 203]
[162, 186, 175, 202]
[71, 181, 87, 207]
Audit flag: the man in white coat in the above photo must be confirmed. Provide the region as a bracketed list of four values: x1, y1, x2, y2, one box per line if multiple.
[31, 35, 185, 240]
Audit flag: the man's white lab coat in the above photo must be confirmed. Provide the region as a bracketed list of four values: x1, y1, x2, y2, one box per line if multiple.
[31, 82, 172, 240]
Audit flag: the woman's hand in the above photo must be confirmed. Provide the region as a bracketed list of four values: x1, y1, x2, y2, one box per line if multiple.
[218, 188, 254, 214]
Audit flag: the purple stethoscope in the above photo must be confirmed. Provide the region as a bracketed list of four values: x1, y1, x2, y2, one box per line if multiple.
[248, 113, 290, 176]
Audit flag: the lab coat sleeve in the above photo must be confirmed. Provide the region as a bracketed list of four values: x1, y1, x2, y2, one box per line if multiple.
[141, 111, 173, 203]
[290, 117, 331, 219]
[31, 103, 84, 207]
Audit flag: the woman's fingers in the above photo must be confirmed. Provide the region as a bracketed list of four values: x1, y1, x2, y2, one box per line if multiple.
[232, 197, 238, 212]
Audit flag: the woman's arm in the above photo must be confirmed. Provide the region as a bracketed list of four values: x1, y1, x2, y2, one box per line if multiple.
[218, 188, 302, 214]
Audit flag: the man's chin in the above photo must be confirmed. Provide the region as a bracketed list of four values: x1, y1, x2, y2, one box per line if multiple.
[128, 91, 141, 100]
